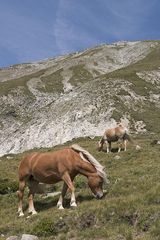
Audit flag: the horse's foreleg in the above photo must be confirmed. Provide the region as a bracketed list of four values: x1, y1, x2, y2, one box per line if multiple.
[17, 180, 26, 217]
[70, 190, 77, 207]
[57, 182, 68, 209]
[62, 172, 77, 208]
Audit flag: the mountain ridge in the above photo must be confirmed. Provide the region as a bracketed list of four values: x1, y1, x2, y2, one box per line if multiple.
[0, 40, 160, 156]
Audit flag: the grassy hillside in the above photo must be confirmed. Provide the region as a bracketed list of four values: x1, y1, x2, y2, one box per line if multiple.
[0, 134, 160, 240]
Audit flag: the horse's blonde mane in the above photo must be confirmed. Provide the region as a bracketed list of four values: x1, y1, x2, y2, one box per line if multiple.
[71, 144, 108, 182]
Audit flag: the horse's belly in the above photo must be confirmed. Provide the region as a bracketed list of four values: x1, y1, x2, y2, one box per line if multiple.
[109, 136, 119, 142]
[32, 171, 61, 184]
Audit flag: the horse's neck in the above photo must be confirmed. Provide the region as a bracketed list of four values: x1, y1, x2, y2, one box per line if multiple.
[77, 159, 97, 178]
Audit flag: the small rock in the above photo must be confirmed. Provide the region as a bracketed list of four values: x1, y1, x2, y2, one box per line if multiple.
[21, 234, 39, 240]
[42, 191, 61, 198]
[6, 156, 13, 160]
[135, 145, 141, 150]
[6, 236, 19, 240]
[114, 155, 121, 160]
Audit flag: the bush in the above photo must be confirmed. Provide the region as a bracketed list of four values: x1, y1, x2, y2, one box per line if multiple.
[33, 218, 69, 237]
[0, 178, 18, 194]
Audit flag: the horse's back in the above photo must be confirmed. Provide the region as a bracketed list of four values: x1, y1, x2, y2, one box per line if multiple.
[104, 126, 126, 141]
[18, 148, 79, 183]
[115, 126, 126, 135]
[30, 148, 77, 167]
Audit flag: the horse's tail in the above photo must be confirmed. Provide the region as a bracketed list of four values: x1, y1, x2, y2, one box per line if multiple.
[71, 144, 107, 182]
[124, 132, 142, 150]
[124, 132, 133, 143]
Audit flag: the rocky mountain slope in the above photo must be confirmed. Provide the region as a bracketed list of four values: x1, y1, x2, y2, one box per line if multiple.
[0, 40, 160, 156]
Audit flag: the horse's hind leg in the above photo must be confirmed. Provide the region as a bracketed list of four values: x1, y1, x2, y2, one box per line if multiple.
[28, 179, 39, 215]
[109, 142, 111, 153]
[17, 180, 26, 217]
[105, 141, 111, 153]
[123, 139, 127, 151]
[118, 139, 123, 152]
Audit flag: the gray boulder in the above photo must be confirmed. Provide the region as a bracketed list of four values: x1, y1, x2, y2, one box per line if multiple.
[21, 235, 39, 240]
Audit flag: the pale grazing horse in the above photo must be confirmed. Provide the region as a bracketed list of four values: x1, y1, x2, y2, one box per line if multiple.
[17, 144, 107, 217]
[98, 124, 132, 153]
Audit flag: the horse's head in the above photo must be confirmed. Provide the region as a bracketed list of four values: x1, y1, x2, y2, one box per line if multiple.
[88, 175, 104, 199]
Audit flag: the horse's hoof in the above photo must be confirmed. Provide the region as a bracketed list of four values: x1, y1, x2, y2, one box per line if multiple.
[28, 209, 37, 215]
[70, 202, 77, 207]
[32, 211, 38, 215]
[18, 212, 24, 217]
[58, 205, 64, 210]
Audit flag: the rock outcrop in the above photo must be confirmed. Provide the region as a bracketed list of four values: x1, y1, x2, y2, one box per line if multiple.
[0, 41, 160, 156]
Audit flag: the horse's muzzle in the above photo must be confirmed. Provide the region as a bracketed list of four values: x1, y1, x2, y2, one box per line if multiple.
[96, 192, 103, 199]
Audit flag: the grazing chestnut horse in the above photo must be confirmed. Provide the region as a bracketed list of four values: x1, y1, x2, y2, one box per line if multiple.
[98, 124, 132, 153]
[17, 144, 107, 216]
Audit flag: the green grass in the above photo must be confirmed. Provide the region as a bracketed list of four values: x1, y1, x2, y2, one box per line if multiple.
[0, 135, 160, 239]
[69, 64, 93, 86]
[0, 69, 46, 96]
[41, 69, 64, 94]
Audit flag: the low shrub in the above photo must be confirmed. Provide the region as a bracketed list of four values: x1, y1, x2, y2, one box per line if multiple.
[0, 178, 18, 194]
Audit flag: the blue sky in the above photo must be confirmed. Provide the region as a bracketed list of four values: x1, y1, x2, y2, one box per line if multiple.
[0, 0, 160, 67]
